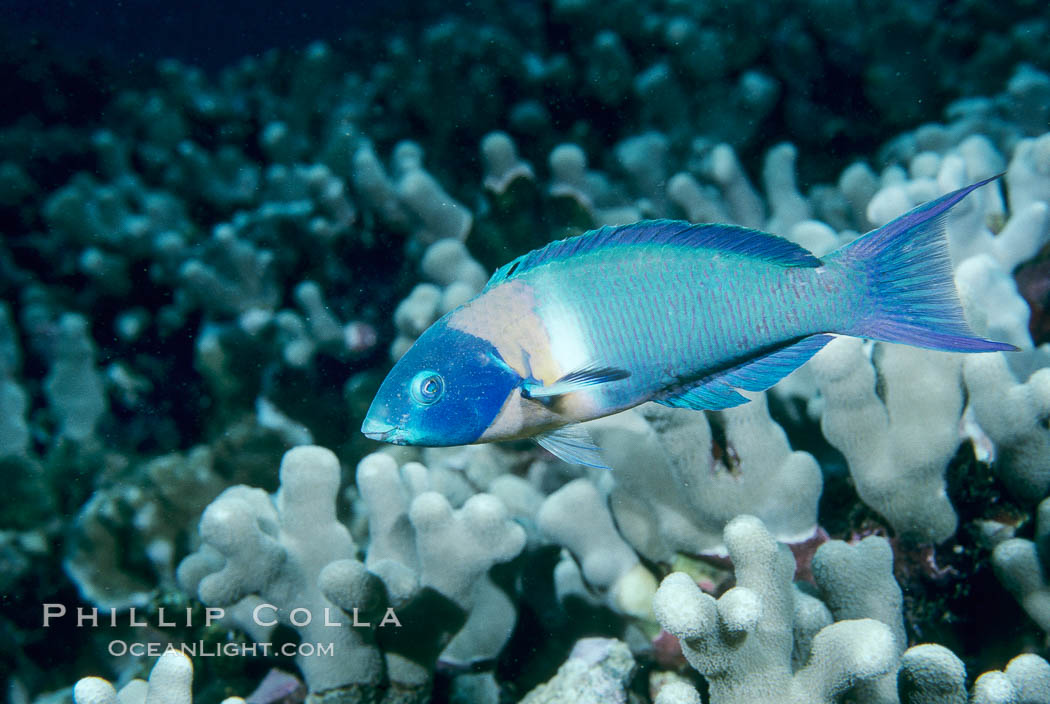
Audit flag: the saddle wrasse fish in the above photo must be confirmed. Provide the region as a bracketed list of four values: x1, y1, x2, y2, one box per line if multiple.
[362, 176, 1014, 468]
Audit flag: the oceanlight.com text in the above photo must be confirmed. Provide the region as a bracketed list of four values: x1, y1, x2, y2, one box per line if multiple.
[108, 640, 336, 658]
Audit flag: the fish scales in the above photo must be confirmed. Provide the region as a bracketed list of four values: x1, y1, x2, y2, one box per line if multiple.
[525, 244, 835, 412]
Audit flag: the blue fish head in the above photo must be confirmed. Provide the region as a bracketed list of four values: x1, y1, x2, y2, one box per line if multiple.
[361, 317, 521, 447]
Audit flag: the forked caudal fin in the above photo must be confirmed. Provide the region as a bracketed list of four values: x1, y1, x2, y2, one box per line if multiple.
[824, 174, 1017, 353]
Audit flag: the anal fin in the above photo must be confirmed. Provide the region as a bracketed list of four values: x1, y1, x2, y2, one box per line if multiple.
[718, 334, 833, 392]
[657, 334, 834, 411]
[535, 424, 609, 469]
[657, 381, 749, 410]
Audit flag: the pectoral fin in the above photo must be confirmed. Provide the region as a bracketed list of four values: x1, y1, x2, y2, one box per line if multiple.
[535, 424, 609, 469]
[523, 364, 630, 400]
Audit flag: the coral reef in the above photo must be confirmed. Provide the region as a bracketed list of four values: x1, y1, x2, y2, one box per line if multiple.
[810, 340, 963, 543]
[655, 516, 1050, 704]
[654, 516, 898, 704]
[519, 638, 636, 704]
[178, 447, 525, 703]
[992, 498, 1050, 635]
[73, 651, 245, 704]
[587, 396, 822, 558]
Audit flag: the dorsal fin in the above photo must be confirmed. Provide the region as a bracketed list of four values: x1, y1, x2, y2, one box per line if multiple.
[485, 219, 821, 289]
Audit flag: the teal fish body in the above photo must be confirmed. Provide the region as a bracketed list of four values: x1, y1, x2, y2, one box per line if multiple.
[504, 230, 838, 416]
[362, 176, 1014, 467]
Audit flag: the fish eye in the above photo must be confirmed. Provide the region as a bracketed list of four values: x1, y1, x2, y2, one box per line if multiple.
[410, 371, 445, 405]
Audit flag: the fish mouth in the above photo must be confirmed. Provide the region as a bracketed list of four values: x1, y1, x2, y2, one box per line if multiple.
[361, 418, 404, 444]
